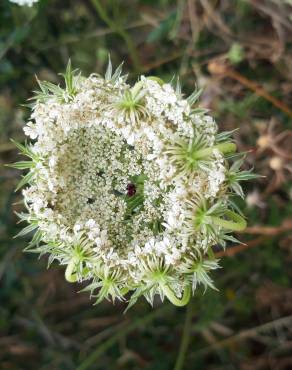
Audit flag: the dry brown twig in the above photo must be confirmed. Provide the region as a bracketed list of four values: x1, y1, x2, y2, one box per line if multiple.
[243, 218, 292, 236]
[215, 236, 266, 258]
[257, 120, 292, 160]
[208, 59, 292, 118]
[216, 218, 292, 258]
[187, 0, 200, 43]
[200, 0, 232, 39]
[255, 120, 292, 194]
[192, 314, 292, 357]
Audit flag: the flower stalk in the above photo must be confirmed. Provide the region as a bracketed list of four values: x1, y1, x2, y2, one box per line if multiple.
[161, 284, 191, 307]
[65, 259, 78, 283]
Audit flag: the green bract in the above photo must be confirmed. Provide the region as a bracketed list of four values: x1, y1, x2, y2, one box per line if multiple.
[13, 61, 249, 308]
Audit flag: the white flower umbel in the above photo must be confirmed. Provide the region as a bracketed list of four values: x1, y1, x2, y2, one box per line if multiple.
[9, 0, 38, 6]
[12, 60, 251, 308]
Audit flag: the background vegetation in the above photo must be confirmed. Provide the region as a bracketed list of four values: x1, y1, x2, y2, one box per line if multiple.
[1, 0, 292, 369]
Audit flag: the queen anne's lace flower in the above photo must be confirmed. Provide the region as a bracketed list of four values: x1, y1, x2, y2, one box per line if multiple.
[13, 61, 252, 308]
[9, 0, 38, 6]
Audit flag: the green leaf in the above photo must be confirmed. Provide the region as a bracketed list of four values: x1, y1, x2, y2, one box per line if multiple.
[105, 55, 112, 81]
[10, 139, 36, 160]
[187, 88, 202, 106]
[15, 223, 38, 238]
[191, 108, 209, 115]
[228, 43, 244, 65]
[146, 11, 176, 42]
[111, 63, 124, 83]
[175, 76, 181, 97]
[7, 161, 34, 170]
[28, 229, 43, 248]
[215, 129, 238, 143]
[15, 171, 35, 191]
[63, 59, 74, 93]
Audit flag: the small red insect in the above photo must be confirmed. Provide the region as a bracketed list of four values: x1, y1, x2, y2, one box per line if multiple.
[127, 183, 136, 197]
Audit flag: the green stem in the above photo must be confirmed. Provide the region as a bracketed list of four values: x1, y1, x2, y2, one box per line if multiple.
[162, 284, 191, 307]
[174, 301, 194, 370]
[194, 142, 236, 160]
[65, 259, 78, 283]
[212, 210, 247, 231]
[90, 0, 141, 73]
[76, 304, 172, 370]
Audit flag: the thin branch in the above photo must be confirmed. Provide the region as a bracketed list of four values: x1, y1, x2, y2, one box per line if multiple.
[215, 236, 266, 258]
[193, 314, 292, 357]
[215, 218, 292, 258]
[208, 60, 292, 118]
[242, 219, 292, 235]
[200, 0, 232, 38]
